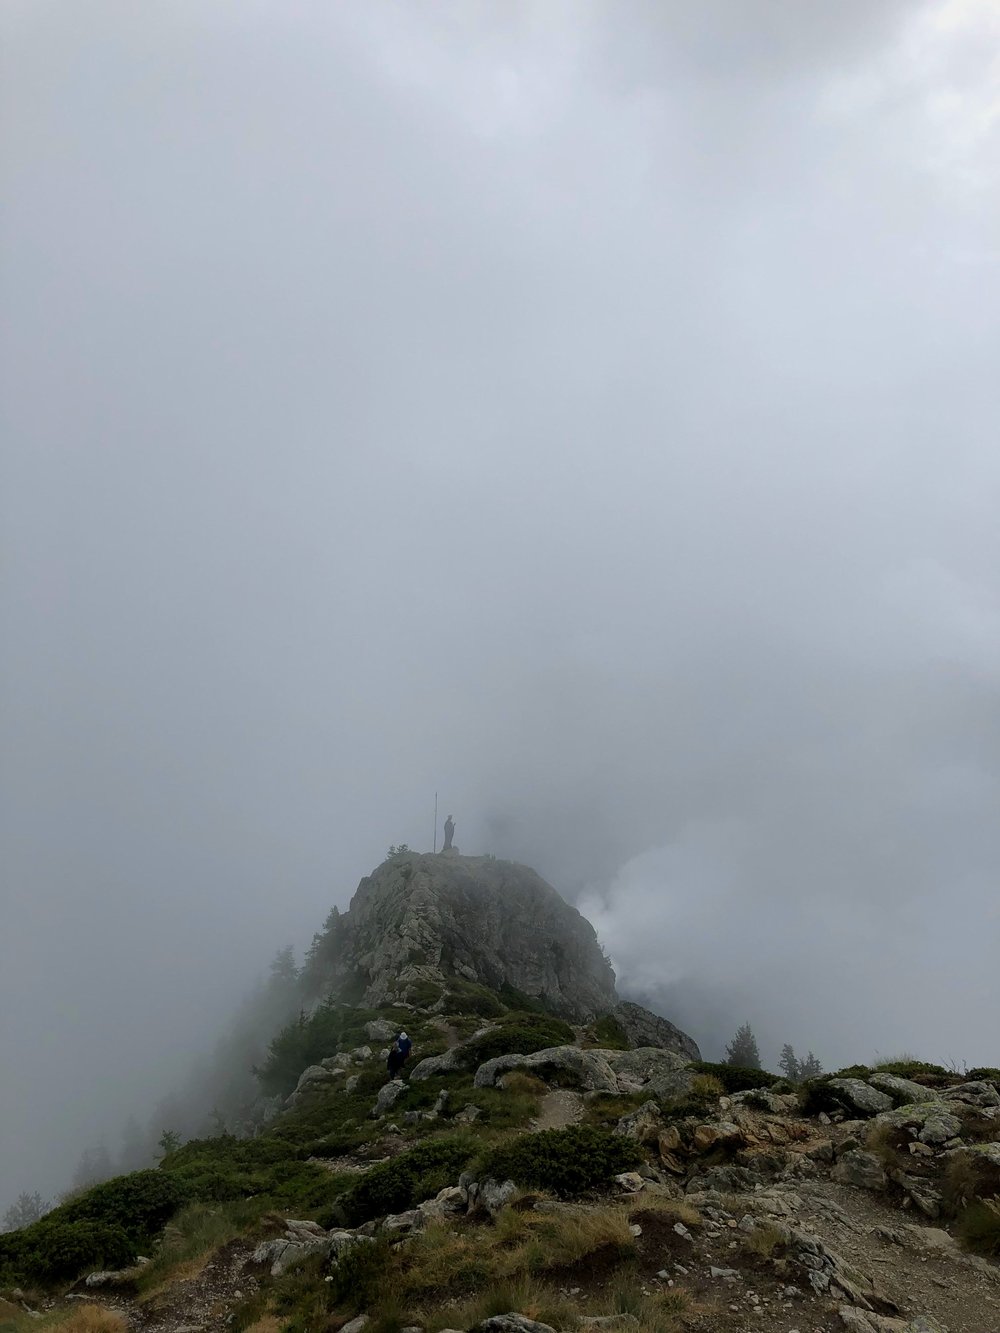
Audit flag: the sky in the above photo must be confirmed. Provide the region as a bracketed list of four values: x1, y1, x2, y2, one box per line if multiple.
[2, 0, 999, 1208]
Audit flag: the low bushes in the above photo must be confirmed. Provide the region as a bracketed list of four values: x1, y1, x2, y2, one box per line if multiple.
[478, 1124, 641, 1196]
[590, 1015, 629, 1050]
[0, 1170, 187, 1286]
[458, 1015, 576, 1068]
[334, 1135, 477, 1226]
[690, 1062, 779, 1094]
[162, 1136, 339, 1212]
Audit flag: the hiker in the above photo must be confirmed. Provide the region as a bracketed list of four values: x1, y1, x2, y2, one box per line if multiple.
[443, 814, 455, 851]
[386, 1030, 412, 1079]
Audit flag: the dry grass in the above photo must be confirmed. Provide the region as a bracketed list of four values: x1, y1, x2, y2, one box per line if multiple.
[689, 1074, 725, 1099]
[622, 1192, 701, 1229]
[395, 1204, 638, 1302]
[501, 1072, 549, 1096]
[8, 1307, 130, 1333]
[742, 1221, 786, 1258]
[864, 1121, 908, 1171]
[241, 1317, 286, 1333]
[133, 1200, 262, 1301]
[956, 1197, 1000, 1257]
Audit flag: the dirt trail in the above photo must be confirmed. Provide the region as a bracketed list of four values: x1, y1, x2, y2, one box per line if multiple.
[79, 1239, 259, 1333]
[530, 1089, 583, 1132]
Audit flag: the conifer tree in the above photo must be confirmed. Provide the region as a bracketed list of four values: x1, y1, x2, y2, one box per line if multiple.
[724, 1022, 762, 1069]
[779, 1043, 801, 1082]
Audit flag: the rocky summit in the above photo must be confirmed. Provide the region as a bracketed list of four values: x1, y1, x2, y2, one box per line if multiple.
[308, 851, 648, 1028]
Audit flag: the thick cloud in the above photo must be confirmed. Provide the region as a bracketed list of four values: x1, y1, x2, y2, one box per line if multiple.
[2, 1, 998, 1207]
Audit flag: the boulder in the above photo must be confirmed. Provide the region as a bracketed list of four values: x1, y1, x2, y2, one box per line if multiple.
[604, 1048, 693, 1096]
[872, 1103, 962, 1144]
[351, 1045, 374, 1062]
[478, 1177, 517, 1216]
[615, 1100, 663, 1144]
[476, 1317, 557, 1333]
[830, 1151, 888, 1192]
[365, 1019, 397, 1043]
[826, 1080, 894, 1116]
[867, 1074, 938, 1106]
[418, 1185, 468, 1220]
[474, 1046, 619, 1092]
[940, 1080, 1000, 1108]
[372, 1079, 406, 1117]
[381, 1210, 425, 1235]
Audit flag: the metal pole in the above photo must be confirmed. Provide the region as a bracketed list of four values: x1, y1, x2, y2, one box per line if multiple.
[433, 791, 438, 853]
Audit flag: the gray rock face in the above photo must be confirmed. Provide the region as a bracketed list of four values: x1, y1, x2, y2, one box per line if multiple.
[475, 1045, 620, 1091]
[940, 1080, 1000, 1108]
[609, 1001, 702, 1061]
[830, 1150, 888, 1191]
[867, 1073, 938, 1106]
[372, 1079, 406, 1117]
[477, 1317, 557, 1333]
[826, 1080, 894, 1116]
[313, 853, 618, 1020]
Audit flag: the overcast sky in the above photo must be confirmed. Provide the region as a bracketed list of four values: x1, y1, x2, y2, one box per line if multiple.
[2, 0, 999, 1208]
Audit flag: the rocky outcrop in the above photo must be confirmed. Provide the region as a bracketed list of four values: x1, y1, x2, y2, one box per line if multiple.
[313, 853, 618, 1021]
[610, 1001, 701, 1061]
[472, 1044, 694, 1096]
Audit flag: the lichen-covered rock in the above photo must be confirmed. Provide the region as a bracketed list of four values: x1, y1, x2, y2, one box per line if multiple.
[867, 1073, 939, 1106]
[872, 1103, 962, 1145]
[365, 1018, 397, 1043]
[615, 1100, 663, 1144]
[371, 1078, 406, 1117]
[826, 1080, 894, 1116]
[940, 1080, 1000, 1108]
[474, 1045, 620, 1091]
[830, 1151, 888, 1191]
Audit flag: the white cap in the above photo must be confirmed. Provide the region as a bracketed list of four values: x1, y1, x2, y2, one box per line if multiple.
[399, 1031, 408, 1040]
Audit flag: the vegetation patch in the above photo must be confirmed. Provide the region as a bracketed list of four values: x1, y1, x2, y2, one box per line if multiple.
[588, 1015, 629, 1050]
[456, 1014, 576, 1068]
[690, 1062, 779, 1093]
[333, 1134, 477, 1226]
[956, 1197, 1000, 1257]
[0, 1171, 187, 1287]
[478, 1124, 641, 1196]
[256, 1003, 417, 1097]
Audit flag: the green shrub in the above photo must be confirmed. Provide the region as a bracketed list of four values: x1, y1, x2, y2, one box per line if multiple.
[445, 979, 508, 1018]
[691, 1062, 779, 1093]
[336, 1135, 477, 1226]
[0, 1219, 134, 1284]
[478, 1124, 641, 1196]
[0, 1169, 188, 1287]
[872, 1059, 950, 1083]
[966, 1068, 1000, 1086]
[459, 1015, 576, 1068]
[162, 1135, 340, 1211]
[591, 1015, 629, 1050]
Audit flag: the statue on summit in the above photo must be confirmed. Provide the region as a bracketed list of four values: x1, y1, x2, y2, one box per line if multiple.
[442, 814, 455, 851]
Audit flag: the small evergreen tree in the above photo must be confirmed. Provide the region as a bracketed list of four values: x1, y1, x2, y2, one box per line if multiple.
[799, 1051, 823, 1080]
[2, 1191, 49, 1232]
[778, 1043, 801, 1082]
[724, 1022, 761, 1069]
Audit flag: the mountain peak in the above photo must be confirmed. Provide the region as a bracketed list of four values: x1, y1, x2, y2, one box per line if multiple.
[308, 850, 618, 1021]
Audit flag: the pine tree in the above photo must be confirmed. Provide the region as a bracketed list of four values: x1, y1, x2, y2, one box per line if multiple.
[2, 1191, 49, 1232]
[798, 1051, 824, 1080]
[724, 1022, 761, 1069]
[778, 1043, 801, 1082]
